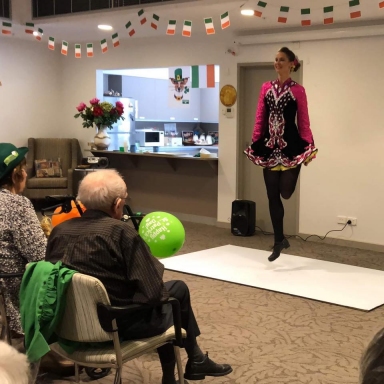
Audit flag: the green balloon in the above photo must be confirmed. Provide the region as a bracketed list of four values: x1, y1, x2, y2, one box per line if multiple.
[139, 212, 185, 258]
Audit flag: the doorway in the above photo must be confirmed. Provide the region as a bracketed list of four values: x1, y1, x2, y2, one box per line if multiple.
[237, 64, 302, 235]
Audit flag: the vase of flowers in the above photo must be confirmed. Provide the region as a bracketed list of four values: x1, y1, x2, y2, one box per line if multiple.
[74, 98, 125, 150]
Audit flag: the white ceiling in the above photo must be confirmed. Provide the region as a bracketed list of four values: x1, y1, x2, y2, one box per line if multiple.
[7, 0, 384, 43]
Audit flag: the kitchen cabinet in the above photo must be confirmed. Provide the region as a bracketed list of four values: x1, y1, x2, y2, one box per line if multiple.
[155, 79, 200, 122]
[200, 85, 219, 123]
[121, 75, 218, 123]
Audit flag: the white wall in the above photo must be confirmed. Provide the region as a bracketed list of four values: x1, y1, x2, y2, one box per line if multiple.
[0, 37, 62, 147]
[2, 30, 383, 246]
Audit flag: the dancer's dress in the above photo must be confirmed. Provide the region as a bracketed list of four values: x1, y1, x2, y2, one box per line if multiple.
[244, 78, 318, 171]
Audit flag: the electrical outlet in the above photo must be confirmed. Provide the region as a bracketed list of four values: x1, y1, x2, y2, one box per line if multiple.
[348, 217, 357, 226]
[337, 216, 348, 224]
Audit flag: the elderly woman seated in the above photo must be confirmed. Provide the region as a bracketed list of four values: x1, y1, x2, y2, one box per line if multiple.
[0, 143, 46, 339]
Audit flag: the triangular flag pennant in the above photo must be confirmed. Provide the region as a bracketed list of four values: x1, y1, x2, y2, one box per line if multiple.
[278, 6, 289, 23]
[191, 65, 215, 88]
[220, 12, 230, 29]
[101, 39, 108, 53]
[182, 20, 192, 37]
[204, 18, 215, 35]
[2, 21, 12, 35]
[61, 41, 68, 56]
[75, 44, 81, 58]
[323, 6, 334, 24]
[25, 22, 34, 34]
[166, 20, 176, 35]
[138, 9, 146, 25]
[125, 21, 135, 37]
[349, 0, 361, 18]
[151, 14, 159, 30]
[255, 1, 267, 17]
[87, 43, 94, 57]
[301, 8, 311, 26]
[380, 0, 384, 8]
[112, 33, 119, 47]
[35, 28, 43, 41]
[48, 37, 55, 50]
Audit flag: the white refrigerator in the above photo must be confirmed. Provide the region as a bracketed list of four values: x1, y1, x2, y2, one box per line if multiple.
[103, 96, 137, 151]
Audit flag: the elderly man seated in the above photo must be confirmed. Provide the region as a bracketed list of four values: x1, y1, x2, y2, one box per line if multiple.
[45, 169, 232, 384]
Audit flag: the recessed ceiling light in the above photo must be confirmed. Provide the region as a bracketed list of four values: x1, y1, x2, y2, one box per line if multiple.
[98, 25, 113, 31]
[241, 9, 255, 16]
[33, 31, 38, 36]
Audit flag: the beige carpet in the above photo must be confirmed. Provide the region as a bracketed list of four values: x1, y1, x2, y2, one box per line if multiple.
[37, 221, 384, 384]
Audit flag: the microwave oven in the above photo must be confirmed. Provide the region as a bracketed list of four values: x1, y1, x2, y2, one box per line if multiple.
[136, 130, 165, 147]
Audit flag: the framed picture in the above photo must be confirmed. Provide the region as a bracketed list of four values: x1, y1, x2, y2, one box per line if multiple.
[208, 131, 219, 145]
[182, 131, 194, 144]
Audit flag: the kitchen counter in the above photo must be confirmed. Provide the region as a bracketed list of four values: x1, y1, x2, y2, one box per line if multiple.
[91, 150, 218, 171]
[90, 150, 218, 223]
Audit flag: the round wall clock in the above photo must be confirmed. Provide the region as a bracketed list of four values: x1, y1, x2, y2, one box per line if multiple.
[220, 84, 237, 107]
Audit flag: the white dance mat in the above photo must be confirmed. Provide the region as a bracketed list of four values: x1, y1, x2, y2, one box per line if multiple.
[161, 245, 384, 311]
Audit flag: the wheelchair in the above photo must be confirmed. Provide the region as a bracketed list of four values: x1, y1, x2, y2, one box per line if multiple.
[40, 195, 146, 379]
[0, 271, 24, 345]
[41, 195, 145, 231]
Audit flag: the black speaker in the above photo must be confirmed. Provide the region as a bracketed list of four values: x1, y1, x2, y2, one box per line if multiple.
[231, 200, 256, 236]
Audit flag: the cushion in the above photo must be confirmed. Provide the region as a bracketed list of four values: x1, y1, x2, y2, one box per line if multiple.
[35, 159, 63, 178]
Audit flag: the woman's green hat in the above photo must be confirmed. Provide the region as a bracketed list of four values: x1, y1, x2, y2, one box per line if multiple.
[0, 143, 28, 181]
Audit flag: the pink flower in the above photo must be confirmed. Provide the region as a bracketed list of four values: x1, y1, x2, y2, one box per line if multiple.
[76, 102, 86, 112]
[115, 101, 123, 108]
[90, 98, 100, 105]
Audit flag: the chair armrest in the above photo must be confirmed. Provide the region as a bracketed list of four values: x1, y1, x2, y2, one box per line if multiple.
[97, 298, 184, 346]
[0, 272, 24, 278]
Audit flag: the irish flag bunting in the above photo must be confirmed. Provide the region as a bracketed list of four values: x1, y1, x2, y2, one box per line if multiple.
[112, 33, 119, 47]
[191, 65, 215, 88]
[151, 14, 159, 30]
[138, 9, 146, 25]
[301, 8, 311, 26]
[35, 28, 43, 41]
[166, 20, 176, 35]
[349, 0, 361, 18]
[255, 1, 267, 17]
[380, 0, 384, 8]
[25, 22, 34, 34]
[204, 18, 215, 35]
[61, 41, 68, 56]
[182, 20, 192, 37]
[48, 37, 55, 50]
[87, 43, 93, 57]
[220, 12, 230, 29]
[125, 21, 135, 37]
[75, 44, 81, 58]
[101, 39, 108, 53]
[278, 6, 289, 23]
[323, 6, 334, 24]
[2, 22, 12, 35]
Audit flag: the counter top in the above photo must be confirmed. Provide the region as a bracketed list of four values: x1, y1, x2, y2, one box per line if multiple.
[91, 150, 218, 160]
[91, 150, 218, 171]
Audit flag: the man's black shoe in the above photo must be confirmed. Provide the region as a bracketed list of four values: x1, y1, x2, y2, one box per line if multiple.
[184, 352, 233, 380]
[268, 238, 290, 262]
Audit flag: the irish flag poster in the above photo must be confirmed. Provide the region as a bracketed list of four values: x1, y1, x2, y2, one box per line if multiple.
[168, 66, 191, 108]
[191, 65, 215, 88]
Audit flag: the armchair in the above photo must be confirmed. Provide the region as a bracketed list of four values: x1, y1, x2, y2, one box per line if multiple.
[24, 138, 82, 200]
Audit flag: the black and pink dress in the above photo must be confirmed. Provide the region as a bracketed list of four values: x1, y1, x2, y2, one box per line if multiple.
[244, 78, 318, 171]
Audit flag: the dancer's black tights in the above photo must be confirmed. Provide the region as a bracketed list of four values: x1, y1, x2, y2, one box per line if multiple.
[263, 165, 301, 243]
